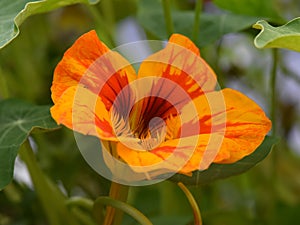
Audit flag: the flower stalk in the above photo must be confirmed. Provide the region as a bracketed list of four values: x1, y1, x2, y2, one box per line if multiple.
[270, 49, 278, 136]
[162, 0, 174, 37]
[192, 0, 202, 42]
[66, 197, 96, 224]
[178, 182, 202, 225]
[88, 5, 115, 47]
[94, 196, 153, 225]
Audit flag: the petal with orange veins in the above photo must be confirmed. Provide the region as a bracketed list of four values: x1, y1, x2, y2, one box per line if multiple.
[50, 85, 117, 141]
[178, 89, 271, 172]
[138, 33, 217, 100]
[117, 136, 200, 176]
[190, 88, 271, 164]
[117, 142, 165, 167]
[51, 30, 136, 111]
[179, 134, 213, 174]
[169, 34, 200, 56]
[212, 88, 272, 163]
[173, 89, 227, 140]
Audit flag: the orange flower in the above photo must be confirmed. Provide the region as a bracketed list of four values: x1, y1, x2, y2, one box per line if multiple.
[50, 30, 271, 176]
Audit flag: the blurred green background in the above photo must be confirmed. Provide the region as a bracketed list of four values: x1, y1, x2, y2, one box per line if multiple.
[1, 0, 300, 224]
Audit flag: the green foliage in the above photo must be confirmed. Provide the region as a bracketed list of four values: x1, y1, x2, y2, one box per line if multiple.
[0, 0, 99, 49]
[0, 99, 59, 190]
[137, 0, 258, 47]
[253, 18, 300, 52]
[212, 0, 283, 22]
[170, 136, 278, 185]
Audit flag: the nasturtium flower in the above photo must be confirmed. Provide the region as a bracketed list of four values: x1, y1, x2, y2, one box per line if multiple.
[50, 30, 271, 177]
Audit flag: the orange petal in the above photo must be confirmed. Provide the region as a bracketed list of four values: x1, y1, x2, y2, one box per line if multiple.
[50, 86, 117, 140]
[51, 30, 136, 111]
[169, 34, 200, 56]
[188, 88, 271, 165]
[213, 88, 272, 163]
[138, 33, 217, 100]
[179, 134, 212, 173]
[117, 136, 200, 175]
[117, 142, 165, 167]
[177, 89, 271, 172]
[169, 89, 226, 139]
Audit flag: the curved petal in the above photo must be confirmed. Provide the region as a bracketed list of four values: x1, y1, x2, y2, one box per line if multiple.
[51, 30, 136, 111]
[50, 86, 117, 140]
[166, 88, 271, 173]
[167, 89, 226, 139]
[117, 142, 166, 167]
[179, 134, 212, 173]
[117, 135, 200, 174]
[213, 88, 272, 163]
[169, 34, 200, 56]
[183, 88, 271, 168]
[137, 33, 217, 100]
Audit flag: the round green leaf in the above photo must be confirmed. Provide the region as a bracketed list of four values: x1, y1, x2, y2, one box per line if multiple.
[253, 18, 300, 52]
[170, 136, 278, 186]
[0, 0, 99, 49]
[0, 99, 59, 190]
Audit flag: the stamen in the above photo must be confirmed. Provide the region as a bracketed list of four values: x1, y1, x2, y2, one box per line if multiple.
[139, 117, 166, 150]
[110, 108, 167, 152]
[110, 107, 133, 137]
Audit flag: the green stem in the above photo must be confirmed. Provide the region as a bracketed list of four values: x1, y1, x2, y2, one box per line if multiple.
[101, 0, 115, 29]
[270, 49, 279, 197]
[95, 0, 116, 47]
[88, 5, 115, 47]
[162, 0, 174, 37]
[270, 49, 278, 136]
[192, 0, 202, 42]
[66, 199, 96, 225]
[19, 139, 80, 225]
[178, 182, 202, 225]
[66, 197, 94, 211]
[94, 197, 153, 225]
